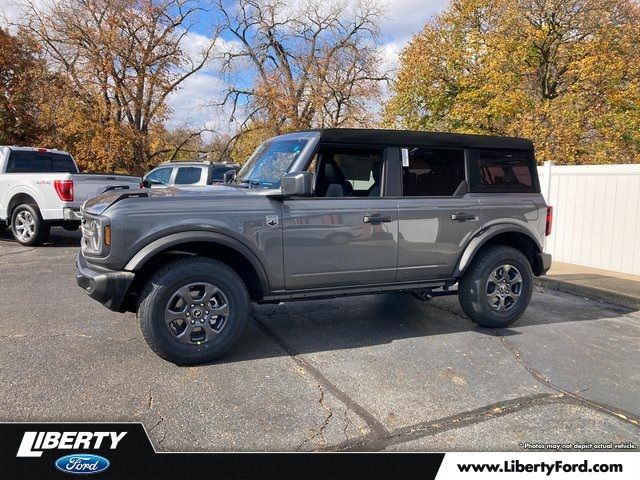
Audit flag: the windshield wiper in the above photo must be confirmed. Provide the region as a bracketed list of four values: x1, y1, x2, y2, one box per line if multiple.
[236, 178, 261, 188]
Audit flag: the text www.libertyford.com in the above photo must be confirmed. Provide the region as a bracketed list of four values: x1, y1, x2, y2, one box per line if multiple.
[457, 460, 623, 476]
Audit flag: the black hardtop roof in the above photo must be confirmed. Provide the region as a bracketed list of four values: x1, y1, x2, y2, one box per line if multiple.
[307, 128, 533, 150]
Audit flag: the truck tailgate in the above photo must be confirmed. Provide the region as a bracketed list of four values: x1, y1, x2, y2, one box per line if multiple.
[73, 174, 141, 203]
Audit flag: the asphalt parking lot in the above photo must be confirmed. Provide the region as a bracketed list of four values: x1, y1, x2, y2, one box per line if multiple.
[1, 228, 639, 452]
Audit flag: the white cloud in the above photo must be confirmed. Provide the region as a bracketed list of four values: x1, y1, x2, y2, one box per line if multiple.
[377, 0, 449, 100]
[381, 0, 448, 41]
[379, 0, 449, 71]
[168, 30, 246, 136]
[1, 0, 451, 131]
[165, 71, 243, 141]
[0, 0, 24, 24]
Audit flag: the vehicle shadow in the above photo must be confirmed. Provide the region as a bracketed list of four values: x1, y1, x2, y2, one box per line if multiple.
[217, 290, 633, 365]
[0, 227, 81, 247]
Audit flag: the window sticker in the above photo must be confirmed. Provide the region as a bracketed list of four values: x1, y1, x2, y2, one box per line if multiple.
[401, 148, 409, 167]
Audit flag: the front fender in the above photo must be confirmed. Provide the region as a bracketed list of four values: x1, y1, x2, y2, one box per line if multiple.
[123, 231, 271, 294]
[453, 222, 544, 277]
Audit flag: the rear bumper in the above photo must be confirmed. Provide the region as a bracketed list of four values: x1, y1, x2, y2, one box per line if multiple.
[535, 252, 552, 276]
[63, 208, 82, 221]
[76, 252, 135, 312]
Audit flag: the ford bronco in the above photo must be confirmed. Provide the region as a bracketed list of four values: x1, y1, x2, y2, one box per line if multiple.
[76, 129, 552, 365]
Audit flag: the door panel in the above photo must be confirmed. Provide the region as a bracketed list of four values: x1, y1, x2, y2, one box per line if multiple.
[283, 198, 398, 289]
[397, 195, 481, 280]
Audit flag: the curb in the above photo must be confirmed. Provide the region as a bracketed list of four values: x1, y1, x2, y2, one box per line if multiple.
[535, 277, 640, 310]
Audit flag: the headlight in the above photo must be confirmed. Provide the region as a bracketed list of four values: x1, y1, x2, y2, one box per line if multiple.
[81, 217, 106, 255]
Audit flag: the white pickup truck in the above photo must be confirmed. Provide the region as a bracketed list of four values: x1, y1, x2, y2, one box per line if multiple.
[0, 146, 141, 245]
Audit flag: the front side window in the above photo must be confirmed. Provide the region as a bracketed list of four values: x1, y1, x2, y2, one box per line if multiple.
[312, 148, 383, 197]
[469, 149, 537, 192]
[236, 139, 308, 188]
[146, 167, 173, 185]
[175, 167, 202, 185]
[402, 148, 465, 196]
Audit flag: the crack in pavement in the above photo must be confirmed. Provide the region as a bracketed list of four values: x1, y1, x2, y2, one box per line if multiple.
[424, 298, 639, 430]
[428, 301, 469, 322]
[296, 383, 334, 451]
[332, 393, 572, 451]
[494, 331, 640, 428]
[0, 333, 138, 342]
[252, 315, 390, 444]
[0, 248, 36, 259]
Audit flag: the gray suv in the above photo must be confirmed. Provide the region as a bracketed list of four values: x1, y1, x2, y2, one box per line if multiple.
[76, 129, 552, 365]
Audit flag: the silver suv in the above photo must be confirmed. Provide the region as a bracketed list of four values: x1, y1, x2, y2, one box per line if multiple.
[142, 161, 240, 187]
[76, 129, 552, 365]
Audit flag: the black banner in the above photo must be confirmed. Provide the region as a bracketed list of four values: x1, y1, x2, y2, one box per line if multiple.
[0, 423, 445, 480]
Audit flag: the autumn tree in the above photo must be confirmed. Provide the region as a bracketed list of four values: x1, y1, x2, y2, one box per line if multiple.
[0, 28, 48, 145]
[213, 0, 387, 158]
[384, 0, 640, 165]
[19, 0, 217, 173]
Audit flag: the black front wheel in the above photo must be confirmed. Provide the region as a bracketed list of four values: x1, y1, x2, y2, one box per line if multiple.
[458, 246, 533, 328]
[138, 257, 250, 365]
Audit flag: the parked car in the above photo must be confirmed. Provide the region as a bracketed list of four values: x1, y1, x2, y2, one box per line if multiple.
[142, 161, 240, 188]
[0, 146, 141, 245]
[76, 129, 552, 365]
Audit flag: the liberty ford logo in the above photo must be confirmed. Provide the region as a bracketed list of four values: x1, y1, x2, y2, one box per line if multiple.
[266, 215, 279, 227]
[55, 454, 110, 474]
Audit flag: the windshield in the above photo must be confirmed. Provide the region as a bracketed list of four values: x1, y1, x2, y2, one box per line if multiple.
[236, 138, 308, 187]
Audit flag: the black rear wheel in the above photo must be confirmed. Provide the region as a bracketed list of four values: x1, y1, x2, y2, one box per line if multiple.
[458, 245, 533, 328]
[138, 257, 250, 365]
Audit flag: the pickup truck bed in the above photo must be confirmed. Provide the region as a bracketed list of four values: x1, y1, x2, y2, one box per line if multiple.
[0, 146, 140, 245]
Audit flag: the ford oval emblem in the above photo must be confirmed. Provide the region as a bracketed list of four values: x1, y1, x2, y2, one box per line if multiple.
[55, 454, 110, 475]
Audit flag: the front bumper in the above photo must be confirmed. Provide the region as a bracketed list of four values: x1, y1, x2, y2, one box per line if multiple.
[76, 252, 135, 312]
[535, 252, 552, 276]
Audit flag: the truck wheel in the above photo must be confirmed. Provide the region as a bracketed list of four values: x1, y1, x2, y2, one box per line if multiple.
[458, 246, 533, 328]
[10, 204, 51, 246]
[138, 257, 250, 365]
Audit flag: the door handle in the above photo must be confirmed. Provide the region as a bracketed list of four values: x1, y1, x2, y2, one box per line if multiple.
[451, 212, 478, 222]
[363, 214, 392, 224]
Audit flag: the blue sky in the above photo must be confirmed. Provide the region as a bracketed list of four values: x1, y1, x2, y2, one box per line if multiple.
[0, 0, 450, 131]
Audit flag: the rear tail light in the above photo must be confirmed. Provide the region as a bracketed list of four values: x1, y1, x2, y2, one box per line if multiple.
[545, 206, 553, 236]
[54, 180, 74, 202]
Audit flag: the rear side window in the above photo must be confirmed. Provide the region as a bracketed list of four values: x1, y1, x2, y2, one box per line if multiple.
[6, 151, 77, 173]
[469, 149, 538, 193]
[175, 167, 202, 185]
[402, 148, 465, 196]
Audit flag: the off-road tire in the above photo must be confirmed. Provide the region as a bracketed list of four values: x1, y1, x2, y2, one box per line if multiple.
[10, 204, 51, 246]
[458, 245, 533, 328]
[138, 257, 250, 365]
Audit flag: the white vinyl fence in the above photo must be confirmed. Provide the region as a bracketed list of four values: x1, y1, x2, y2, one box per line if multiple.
[538, 162, 640, 276]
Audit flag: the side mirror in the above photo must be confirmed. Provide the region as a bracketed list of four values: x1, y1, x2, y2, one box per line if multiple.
[141, 179, 151, 188]
[223, 170, 237, 183]
[281, 171, 313, 197]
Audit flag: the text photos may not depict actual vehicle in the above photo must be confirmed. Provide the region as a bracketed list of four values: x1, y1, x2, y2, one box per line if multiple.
[76, 129, 552, 365]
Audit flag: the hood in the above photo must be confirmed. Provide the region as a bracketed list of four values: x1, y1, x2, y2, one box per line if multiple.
[82, 184, 280, 216]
